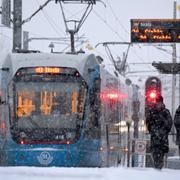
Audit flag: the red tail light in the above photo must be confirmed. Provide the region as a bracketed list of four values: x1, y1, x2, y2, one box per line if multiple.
[101, 91, 127, 101]
[1, 121, 5, 129]
[20, 140, 25, 145]
[99, 147, 103, 151]
[107, 93, 118, 99]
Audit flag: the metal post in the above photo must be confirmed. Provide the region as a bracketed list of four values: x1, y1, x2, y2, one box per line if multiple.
[106, 124, 110, 166]
[117, 81, 122, 165]
[127, 123, 130, 167]
[172, 1, 177, 139]
[131, 85, 140, 167]
[69, 30, 75, 53]
[13, 0, 22, 52]
[23, 31, 29, 50]
[178, 3, 180, 114]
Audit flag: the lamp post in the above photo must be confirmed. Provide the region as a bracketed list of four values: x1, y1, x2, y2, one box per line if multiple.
[48, 42, 54, 53]
[126, 118, 132, 167]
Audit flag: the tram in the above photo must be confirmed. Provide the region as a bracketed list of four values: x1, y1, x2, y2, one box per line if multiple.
[0, 52, 143, 166]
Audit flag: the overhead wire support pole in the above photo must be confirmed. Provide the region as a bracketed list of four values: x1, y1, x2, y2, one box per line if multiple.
[58, 0, 94, 53]
[59, 1, 68, 31]
[76, 4, 93, 32]
[13, 0, 22, 52]
[57, 0, 96, 4]
[95, 42, 131, 75]
[104, 44, 116, 63]
[95, 41, 131, 48]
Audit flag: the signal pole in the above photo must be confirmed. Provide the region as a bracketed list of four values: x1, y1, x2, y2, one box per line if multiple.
[131, 85, 140, 167]
[13, 0, 22, 52]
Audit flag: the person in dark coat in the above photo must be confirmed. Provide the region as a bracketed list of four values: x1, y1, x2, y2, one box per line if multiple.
[174, 105, 180, 155]
[146, 95, 172, 169]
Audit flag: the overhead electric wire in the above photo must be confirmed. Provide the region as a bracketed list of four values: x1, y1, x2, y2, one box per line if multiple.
[93, 2, 151, 72]
[36, 0, 66, 36]
[22, 0, 52, 24]
[93, 9, 125, 42]
[153, 45, 180, 60]
[103, 1, 160, 72]
[106, 0, 129, 35]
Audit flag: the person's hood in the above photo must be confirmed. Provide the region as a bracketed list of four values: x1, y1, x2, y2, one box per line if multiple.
[155, 102, 165, 112]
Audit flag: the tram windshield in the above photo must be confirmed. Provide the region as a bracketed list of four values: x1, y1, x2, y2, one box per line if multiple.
[10, 67, 87, 144]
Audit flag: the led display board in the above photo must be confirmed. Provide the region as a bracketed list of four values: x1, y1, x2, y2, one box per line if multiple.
[131, 19, 180, 43]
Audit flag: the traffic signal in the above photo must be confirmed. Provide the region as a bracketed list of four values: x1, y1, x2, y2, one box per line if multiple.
[145, 77, 161, 108]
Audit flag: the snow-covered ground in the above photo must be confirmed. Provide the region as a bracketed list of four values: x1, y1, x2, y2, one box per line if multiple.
[0, 167, 180, 180]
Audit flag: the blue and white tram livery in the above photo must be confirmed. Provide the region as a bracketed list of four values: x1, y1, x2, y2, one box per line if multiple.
[0, 52, 138, 167]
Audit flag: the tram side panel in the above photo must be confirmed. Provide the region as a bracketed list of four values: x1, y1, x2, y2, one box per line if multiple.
[100, 68, 124, 167]
[0, 66, 10, 165]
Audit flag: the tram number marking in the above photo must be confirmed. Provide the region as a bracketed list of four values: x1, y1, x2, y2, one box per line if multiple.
[37, 151, 53, 165]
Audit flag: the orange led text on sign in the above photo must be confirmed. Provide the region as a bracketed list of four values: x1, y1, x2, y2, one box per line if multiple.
[35, 67, 61, 74]
[144, 28, 163, 33]
[139, 35, 147, 40]
[153, 35, 171, 40]
[132, 28, 139, 33]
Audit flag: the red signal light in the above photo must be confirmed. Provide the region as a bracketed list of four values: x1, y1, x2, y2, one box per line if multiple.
[146, 90, 159, 105]
[149, 91, 157, 99]
[145, 77, 161, 108]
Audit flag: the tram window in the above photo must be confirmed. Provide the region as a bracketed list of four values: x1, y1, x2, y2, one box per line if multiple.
[72, 92, 78, 113]
[16, 90, 79, 117]
[16, 91, 35, 117]
[90, 78, 101, 127]
[85, 78, 101, 139]
[13, 81, 87, 127]
[10, 68, 88, 144]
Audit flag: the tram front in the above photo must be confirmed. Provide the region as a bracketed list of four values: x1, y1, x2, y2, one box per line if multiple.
[7, 66, 87, 166]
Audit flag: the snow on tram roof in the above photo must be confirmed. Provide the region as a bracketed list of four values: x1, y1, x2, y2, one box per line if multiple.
[3, 52, 98, 76]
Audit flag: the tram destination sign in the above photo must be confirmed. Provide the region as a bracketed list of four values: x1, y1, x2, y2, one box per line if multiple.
[131, 19, 180, 43]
